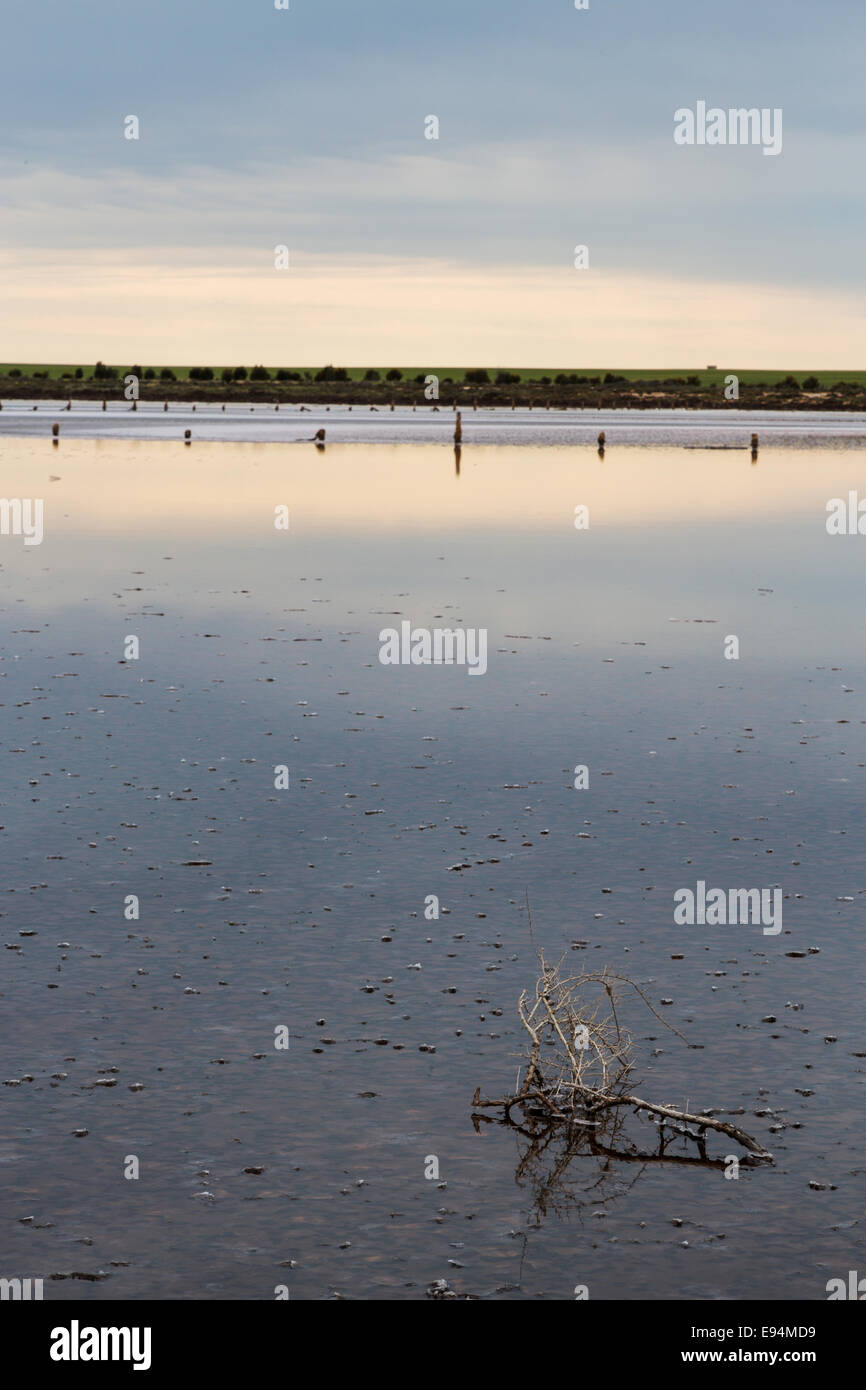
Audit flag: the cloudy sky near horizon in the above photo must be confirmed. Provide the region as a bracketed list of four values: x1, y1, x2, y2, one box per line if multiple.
[2, 0, 863, 367]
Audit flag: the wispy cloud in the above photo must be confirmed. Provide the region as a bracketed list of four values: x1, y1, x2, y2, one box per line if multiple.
[2, 129, 863, 290]
[2, 0, 862, 361]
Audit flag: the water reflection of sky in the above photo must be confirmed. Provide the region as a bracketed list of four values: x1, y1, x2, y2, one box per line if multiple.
[2, 438, 865, 1299]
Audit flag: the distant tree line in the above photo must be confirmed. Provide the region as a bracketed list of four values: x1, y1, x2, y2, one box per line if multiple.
[0, 364, 854, 394]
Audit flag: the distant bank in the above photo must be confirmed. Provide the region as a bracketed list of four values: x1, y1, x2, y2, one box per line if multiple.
[1, 364, 864, 412]
[2, 405, 863, 451]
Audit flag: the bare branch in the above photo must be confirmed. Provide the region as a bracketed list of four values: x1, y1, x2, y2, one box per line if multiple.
[473, 951, 772, 1163]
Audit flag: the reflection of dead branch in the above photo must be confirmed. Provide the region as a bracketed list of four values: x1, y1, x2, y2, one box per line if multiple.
[473, 1103, 736, 1227]
[472, 952, 773, 1164]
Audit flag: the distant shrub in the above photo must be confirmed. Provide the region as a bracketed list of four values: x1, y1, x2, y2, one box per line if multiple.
[233, 366, 248, 380]
[315, 365, 349, 381]
[160, 368, 176, 381]
[538, 375, 552, 386]
[8, 368, 21, 378]
[189, 367, 214, 381]
[364, 369, 381, 381]
[781, 374, 800, 391]
[385, 368, 402, 381]
[249, 365, 270, 381]
[686, 374, 700, 385]
[93, 360, 116, 380]
[802, 375, 820, 390]
[603, 372, 626, 385]
[74, 367, 83, 379]
[61, 372, 72, 379]
[144, 368, 156, 379]
[33, 371, 48, 379]
[275, 369, 301, 382]
[495, 370, 520, 385]
[221, 368, 233, 383]
[464, 368, 491, 384]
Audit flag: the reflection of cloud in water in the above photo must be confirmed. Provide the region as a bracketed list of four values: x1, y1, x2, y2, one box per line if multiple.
[1, 434, 864, 540]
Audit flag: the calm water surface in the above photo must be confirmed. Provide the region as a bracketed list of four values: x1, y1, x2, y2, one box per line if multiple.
[1, 430, 865, 1299]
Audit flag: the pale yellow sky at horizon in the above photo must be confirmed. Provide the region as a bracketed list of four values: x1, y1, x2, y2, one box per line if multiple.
[1, 249, 862, 369]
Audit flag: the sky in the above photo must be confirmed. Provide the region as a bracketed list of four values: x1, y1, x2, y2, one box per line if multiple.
[1, 0, 863, 367]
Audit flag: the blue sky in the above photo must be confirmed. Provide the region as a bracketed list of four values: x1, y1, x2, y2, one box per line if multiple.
[1, 0, 863, 363]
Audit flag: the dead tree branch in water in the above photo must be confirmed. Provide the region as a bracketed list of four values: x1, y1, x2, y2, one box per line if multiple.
[472, 952, 773, 1163]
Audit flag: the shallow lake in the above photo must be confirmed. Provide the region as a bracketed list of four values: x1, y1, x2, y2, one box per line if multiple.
[1, 426, 865, 1299]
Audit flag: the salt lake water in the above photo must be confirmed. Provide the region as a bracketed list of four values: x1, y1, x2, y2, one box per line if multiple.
[1, 413, 865, 1299]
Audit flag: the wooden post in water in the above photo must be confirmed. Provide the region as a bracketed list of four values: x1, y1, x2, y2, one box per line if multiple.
[597, 429, 605, 458]
[751, 432, 759, 454]
[184, 428, 191, 445]
[66, 400, 71, 411]
[102, 401, 106, 411]
[163, 402, 168, 411]
[454, 411, 463, 445]
[51, 422, 59, 439]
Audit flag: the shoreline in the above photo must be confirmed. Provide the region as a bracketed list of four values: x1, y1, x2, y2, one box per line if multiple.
[1, 401, 864, 447]
[2, 380, 863, 413]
